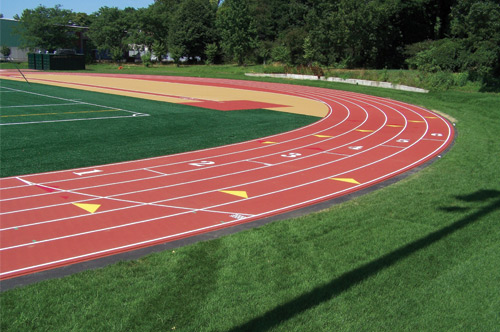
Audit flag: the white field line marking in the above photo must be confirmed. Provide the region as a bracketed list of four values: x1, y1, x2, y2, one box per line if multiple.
[0, 103, 79, 109]
[0, 178, 254, 231]
[1, 90, 410, 206]
[422, 138, 446, 142]
[143, 168, 169, 175]
[0, 195, 254, 232]
[0, 95, 338, 190]
[246, 160, 274, 166]
[14, 177, 34, 186]
[0, 114, 150, 126]
[0, 96, 361, 204]
[1, 98, 387, 226]
[2, 121, 447, 255]
[324, 152, 350, 156]
[0, 87, 333, 186]
[0, 85, 444, 211]
[0, 87, 453, 274]
[1, 124, 450, 280]
[0, 87, 430, 223]
[0, 85, 366, 190]
[0, 86, 149, 126]
[73, 169, 103, 176]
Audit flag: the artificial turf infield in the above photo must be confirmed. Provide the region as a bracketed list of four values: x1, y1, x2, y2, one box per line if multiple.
[0, 79, 317, 177]
[1, 73, 499, 331]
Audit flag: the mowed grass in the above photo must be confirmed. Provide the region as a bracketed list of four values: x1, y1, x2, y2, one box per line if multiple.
[1, 69, 499, 331]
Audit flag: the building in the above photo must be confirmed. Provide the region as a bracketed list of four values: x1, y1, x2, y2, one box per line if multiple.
[0, 18, 28, 61]
[0, 18, 89, 62]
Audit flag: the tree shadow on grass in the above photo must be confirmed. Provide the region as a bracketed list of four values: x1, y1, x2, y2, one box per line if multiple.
[228, 190, 500, 332]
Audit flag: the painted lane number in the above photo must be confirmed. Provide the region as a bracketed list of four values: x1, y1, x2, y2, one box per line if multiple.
[281, 152, 302, 158]
[189, 161, 215, 167]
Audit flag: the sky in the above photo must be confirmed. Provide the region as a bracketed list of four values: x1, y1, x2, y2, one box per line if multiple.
[1, 1, 155, 19]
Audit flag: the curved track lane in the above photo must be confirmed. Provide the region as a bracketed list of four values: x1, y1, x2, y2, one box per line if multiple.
[0, 75, 454, 280]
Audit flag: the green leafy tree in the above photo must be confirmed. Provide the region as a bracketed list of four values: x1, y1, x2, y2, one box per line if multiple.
[168, 0, 216, 61]
[204, 43, 219, 64]
[217, 0, 258, 65]
[88, 7, 133, 62]
[450, 0, 500, 77]
[128, 3, 171, 60]
[14, 5, 77, 52]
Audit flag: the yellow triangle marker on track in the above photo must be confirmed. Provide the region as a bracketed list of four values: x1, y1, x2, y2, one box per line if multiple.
[330, 178, 361, 185]
[356, 129, 374, 133]
[409, 120, 425, 123]
[387, 125, 404, 128]
[314, 134, 333, 138]
[73, 203, 101, 214]
[261, 141, 277, 144]
[220, 190, 248, 199]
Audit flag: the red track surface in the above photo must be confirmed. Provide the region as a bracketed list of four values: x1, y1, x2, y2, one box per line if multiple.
[0, 76, 454, 280]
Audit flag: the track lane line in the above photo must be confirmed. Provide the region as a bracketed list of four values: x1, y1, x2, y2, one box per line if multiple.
[0, 75, 454, 280]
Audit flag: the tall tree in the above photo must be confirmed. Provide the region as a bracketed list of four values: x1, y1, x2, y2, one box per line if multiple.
[217, 0, 258, 65]
[14, 5, 77, 52]
[450, 0, 500, 77]
[87, 7, 133, 61]
[167, 0, 216, 61]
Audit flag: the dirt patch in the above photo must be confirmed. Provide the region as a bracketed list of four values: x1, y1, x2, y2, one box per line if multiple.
[431, 109, 458, 123]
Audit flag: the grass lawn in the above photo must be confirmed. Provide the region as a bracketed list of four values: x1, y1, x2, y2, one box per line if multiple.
[1, 66, 499, 331]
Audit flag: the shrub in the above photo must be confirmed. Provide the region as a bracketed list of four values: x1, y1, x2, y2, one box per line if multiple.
[204, 43, 218, 65]
[406, 39, 465, 73]
[141, 52, 152, 67]
[1, 45, 11, 59]
[271, 45, 291, 65]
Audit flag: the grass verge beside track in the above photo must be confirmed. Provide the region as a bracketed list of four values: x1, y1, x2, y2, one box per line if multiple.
[1, 70, 499, 331]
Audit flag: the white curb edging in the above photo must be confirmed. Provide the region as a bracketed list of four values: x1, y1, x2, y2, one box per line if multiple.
[245, 73, 429, 93]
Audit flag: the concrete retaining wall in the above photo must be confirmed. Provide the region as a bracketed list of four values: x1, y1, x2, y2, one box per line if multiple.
[245, 73, 429, 93]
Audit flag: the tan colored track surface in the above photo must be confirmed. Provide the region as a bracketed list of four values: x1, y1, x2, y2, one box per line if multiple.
[0, 72, 329, 117]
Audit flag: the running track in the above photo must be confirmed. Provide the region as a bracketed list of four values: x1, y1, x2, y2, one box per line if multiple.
[0, 75, 454, 280]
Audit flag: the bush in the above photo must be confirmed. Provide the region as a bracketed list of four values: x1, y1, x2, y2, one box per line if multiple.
[204, 43, 218, 65]
[271, 45, 291, 65]
[141, 52, 152, 67]
[406, 39, 465, 73]
[1, 45, 11, 59]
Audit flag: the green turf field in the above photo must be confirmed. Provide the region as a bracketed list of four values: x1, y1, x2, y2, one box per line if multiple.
[0, 79, 316, 177]
[1, 70, 499, 331]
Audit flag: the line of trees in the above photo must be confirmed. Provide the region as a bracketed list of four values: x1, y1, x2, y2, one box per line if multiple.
[12, 0, 500, 78]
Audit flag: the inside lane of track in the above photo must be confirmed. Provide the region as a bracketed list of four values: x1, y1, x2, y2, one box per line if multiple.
[0, 75, 454, 280]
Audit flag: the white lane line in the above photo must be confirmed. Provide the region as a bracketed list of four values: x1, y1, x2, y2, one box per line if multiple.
[143, 168, 169, 175]
[246, 160, 274, 166]
[0, 98, 340, 192]
[0, 85, 444, 222]
[0, 91, 422, 230]
[0, 80, 451, 273]
[0, 87, 332, 186]
[1, 90, 406, 211]
[0, 96, 388, 228]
